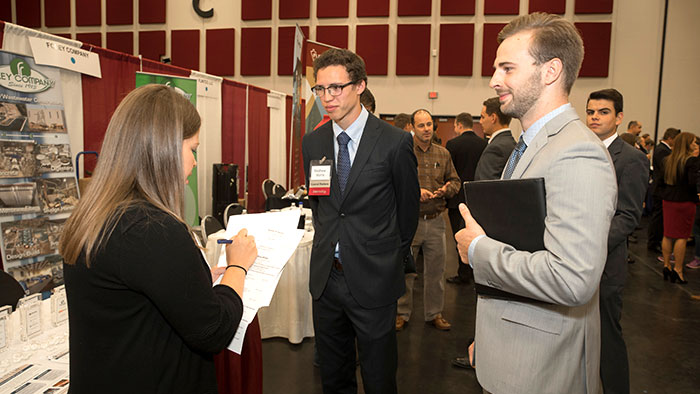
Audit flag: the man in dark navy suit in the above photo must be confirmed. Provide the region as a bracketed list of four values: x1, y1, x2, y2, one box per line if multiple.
[586, 88, 649, 394]
[474, 97, 516, 181]
[445, 113, 486, 284]
[302, 48, 419, 394]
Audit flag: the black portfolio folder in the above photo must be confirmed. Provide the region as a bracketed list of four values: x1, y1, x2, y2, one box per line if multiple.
[463, 178, 547, 303]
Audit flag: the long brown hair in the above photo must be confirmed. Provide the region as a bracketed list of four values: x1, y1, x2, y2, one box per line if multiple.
[664, 132, 696, 186]
[59, 84, 200, 266]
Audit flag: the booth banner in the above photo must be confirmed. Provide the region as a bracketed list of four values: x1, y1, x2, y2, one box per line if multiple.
[304, 40, 335, 136]
[135, 72, 200, 226]
[0, 52, 77, 295]
[190, 70, 223, 218]
[28, 36, 102, 78]
[191, 70, 221, 100]
[289, 25, 305, 189]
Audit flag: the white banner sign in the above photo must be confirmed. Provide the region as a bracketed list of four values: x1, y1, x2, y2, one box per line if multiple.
[28, 36, 102, 78]
[190, 70, 221, 99]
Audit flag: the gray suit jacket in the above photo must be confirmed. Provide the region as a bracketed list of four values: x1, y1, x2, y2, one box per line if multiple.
[472, 107, 617, 394]
[603, 137, 649, 287]
[474, 129, 516, 181]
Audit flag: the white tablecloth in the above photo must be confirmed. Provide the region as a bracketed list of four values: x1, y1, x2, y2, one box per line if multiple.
[257, 230, 314, 344]
[0, 299, 71, 392]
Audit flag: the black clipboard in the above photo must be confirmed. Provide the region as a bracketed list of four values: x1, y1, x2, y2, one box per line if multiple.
[464, 178, 547, 303]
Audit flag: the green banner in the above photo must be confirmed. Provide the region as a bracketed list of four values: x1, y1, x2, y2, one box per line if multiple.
[135, 72, 199, 226]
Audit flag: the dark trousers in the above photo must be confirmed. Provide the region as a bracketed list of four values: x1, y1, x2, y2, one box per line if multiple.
[448, 207, 473, 280]
[313, 266, 398, 394]
[599, 283, 630, 394]
[648, 195, 664, 248]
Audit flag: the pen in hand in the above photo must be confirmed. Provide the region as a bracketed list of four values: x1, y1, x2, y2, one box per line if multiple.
[217, 239, 233, 244]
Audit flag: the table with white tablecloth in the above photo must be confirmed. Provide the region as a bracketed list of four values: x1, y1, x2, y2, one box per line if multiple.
[257, 229, 315, 344]
[0, 298, 71, 393]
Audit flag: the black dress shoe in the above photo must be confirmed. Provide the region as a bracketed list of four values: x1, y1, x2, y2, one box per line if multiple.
[451, 356, 471, 369]
[670, 269, 688, 284]
[663, 266, 672, 281]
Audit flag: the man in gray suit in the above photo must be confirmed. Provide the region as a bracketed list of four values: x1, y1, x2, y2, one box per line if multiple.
[474, 97, 516, 181]
[586, 88, 649, 394]
[455, 13, 617, 394]
[451, 97, 517, 370]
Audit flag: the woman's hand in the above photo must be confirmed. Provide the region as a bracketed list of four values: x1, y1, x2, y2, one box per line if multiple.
[225, 229, 258, 271]
[210, 266, 226, 283]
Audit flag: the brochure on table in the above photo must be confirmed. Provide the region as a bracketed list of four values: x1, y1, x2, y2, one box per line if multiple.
[0, 52, 77, 296]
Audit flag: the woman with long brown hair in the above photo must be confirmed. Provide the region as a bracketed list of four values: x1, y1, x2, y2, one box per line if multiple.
[59, 84, 257, 393]
[660, 131, 699, 284]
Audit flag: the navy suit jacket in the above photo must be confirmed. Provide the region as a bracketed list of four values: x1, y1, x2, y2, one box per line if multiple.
[474, 129, 516, 181]
[302, 114, 420, 308]
[603, 136, 649, 286]
[652, 142, 671, 197]
[445, 130, 487, 207]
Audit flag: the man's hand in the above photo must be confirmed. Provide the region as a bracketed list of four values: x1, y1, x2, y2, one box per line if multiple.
[455, 203, 486, 265]
[420, 188, 435, 202]
[433, 184, 448, 198]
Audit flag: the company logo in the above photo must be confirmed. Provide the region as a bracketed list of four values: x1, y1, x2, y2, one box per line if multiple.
[165, 81, 193, 101]
[0, 58, 55, 93]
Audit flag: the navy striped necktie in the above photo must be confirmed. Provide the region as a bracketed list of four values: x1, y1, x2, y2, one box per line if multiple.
[337, 132, 351, 194]
[503, 136, 527, 179]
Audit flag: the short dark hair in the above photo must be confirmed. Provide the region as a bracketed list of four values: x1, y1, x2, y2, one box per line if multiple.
[394, 113, 411, 130]
[498, 13, 584, 94]
[482, 97, 512, 126]
[587, 89, 623, 115]
[662, 127, 681, 141]
[411, 109, 432, 125]
[360, 88, 375, 113]
[454, 113, 473, 129]
[313, 48, 368, 86]
[627, 120, 639, 129]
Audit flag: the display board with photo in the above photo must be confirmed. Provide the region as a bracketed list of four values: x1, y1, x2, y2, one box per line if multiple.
[0, 52, 78, 295]
[0, 182, 41, 215]
[0, 101, 28, 131]
[26, 104, 67, 133]
[1, 217, 65, 262]
[0, 139, 36, 178]
[6, 255, 64, 294]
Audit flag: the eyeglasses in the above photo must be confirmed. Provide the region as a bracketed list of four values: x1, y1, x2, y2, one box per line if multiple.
[311, 81, 356, 97]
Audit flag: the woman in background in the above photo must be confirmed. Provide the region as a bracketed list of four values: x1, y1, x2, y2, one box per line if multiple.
[661, 131, 699, 284]
[60, 84, 257, 393]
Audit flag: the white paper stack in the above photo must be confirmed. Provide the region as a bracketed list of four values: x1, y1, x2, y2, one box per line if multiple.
[215, 210, 304, 354]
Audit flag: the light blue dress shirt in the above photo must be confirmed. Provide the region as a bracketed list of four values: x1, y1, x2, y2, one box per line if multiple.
[333, 106, 369, 259]
[467, 103, 572, 266]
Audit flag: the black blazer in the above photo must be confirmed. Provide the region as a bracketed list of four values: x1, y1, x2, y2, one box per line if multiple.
[302, 114, 420, 308]
[652, 142, 671, 197]
[474, 129, 516, 181]
[603, 137, 649, 286]
[661, 156, 700, 203]
[445, 130, 487, 207]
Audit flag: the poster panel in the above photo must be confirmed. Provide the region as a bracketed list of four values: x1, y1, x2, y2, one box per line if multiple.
[135, 72, 199, 227]
[289, 25, 306, 189]
[304, 41, 336, 137]
[0, 52, 75, 295]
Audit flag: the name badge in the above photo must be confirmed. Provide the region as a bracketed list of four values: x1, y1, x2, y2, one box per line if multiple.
[309, 158, 332, 196]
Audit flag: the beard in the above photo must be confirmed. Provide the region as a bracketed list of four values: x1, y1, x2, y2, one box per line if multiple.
[500, 70, 543, 119]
